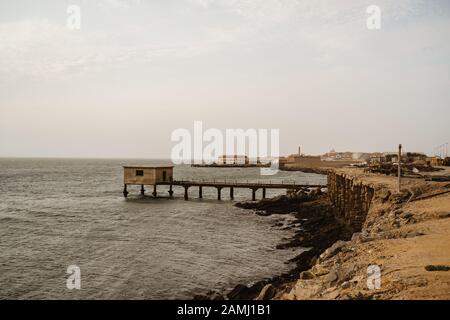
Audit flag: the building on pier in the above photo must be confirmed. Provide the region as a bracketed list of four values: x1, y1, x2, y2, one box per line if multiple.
[122, 165, 174, 198]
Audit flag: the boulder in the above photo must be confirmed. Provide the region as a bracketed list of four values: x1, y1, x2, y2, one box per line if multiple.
[227, 284, 247, 300]
[255, 284, 276, 300]
[299, 271, 315, 280]
[311, 264, 329, 276]
[325, 270, 338, 284]
[319, 240, 347, 261]
[227, 282, 265, 300]
[291, 280, 322, 300]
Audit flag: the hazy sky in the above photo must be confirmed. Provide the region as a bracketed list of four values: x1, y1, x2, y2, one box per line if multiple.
[0, 0, 449, 158]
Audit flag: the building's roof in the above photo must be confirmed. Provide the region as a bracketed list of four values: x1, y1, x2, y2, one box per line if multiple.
[123, 165, 174, 169]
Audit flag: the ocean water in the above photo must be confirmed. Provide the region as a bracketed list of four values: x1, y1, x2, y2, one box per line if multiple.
[0, 158, 326, 299]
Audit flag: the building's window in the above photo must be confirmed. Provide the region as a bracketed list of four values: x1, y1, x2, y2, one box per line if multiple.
[136, 170, 144, 176]
[162, 171, 167, 181]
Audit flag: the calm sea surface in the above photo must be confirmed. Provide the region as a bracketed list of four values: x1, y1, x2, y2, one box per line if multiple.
[0, 158, 326, 299]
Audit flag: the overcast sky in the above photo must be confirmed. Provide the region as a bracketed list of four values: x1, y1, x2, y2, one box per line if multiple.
[0, 0, 449, 158]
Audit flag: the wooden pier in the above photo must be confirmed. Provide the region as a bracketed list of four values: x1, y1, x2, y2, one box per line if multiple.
[123, 178, 326, 201]
[122, 165, 325, 201]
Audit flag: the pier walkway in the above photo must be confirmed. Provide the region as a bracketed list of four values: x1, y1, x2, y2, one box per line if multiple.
[123, 179, 326, 201]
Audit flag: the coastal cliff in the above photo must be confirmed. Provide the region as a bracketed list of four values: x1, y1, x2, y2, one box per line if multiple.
[226, 167, 450, 300]
[277, 168, 450, 299]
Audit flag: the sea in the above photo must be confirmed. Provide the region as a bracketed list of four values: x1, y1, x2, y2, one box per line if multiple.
[0, 158, 326, 299]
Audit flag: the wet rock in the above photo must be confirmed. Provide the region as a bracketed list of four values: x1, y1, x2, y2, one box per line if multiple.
[255, 210, 271, 216]
[273, 222, 284, 228]
[227, 284, 250, 300]
[227, 282, 266, 300]
[255, 284, 276, 300]
[212, 293, 225, 300]
[309, 255, 318, 266]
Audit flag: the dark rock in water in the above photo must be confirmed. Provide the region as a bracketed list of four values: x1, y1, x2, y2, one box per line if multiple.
[227, 282, 266, 300]
[193, 290, 225, 300]
[273, 222, 284, 228]
[193, 294, 210, 300]
[210, 293, 225, 300]
[227, 284, 249, 300]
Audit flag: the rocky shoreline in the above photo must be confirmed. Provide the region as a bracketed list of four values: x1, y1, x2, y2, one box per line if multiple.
[278, 168, 450, 300]
[195, 167, 450, 300]
[195, 188, 353, 300]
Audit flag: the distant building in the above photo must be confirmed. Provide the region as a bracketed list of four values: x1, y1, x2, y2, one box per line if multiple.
[218, 155, 249, 165]
[405, 152, 427, 162]
[123, 166, 173, 185]
[428, 157, 444, 167]
[321, 149, 361, 161]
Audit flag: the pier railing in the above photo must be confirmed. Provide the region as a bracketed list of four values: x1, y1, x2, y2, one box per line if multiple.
[124, 179, 326, 200]
[172, 179, 305, 185]
[162, 179, 325, 189]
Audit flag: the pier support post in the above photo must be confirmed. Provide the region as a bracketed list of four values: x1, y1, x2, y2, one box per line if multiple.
[230, 187, 234, 200]
[184, 186, 189, 200]
[123, 184, 128, 198]
[262, 188, 266, 199]
[252, 188, 257, 201]
[140, 185, 145, 196]
[217, 187, 222, 200]
[168, 184, 173, 197]
[152, 184, 157, 197]
[199, 186, 203, 199]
